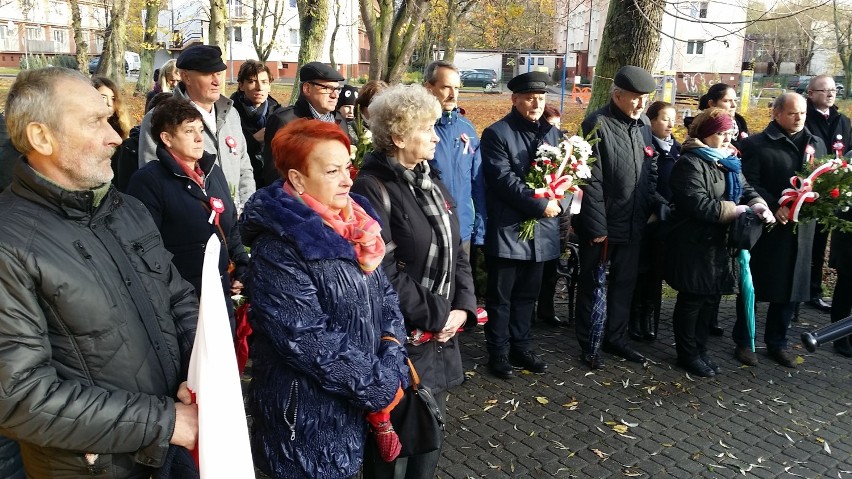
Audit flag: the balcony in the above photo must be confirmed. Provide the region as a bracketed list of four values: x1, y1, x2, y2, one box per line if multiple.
[28, 39, 61, 53]
[0, 38, 18, 52]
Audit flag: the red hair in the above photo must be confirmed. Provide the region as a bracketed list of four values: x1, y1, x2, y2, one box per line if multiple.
[271, 118, 351, 177]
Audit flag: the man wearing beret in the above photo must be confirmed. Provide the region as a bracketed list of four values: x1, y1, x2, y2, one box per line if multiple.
[259, 61, 353, 186]
[574, 65, 665, 369]
[480, 71, 566, 379]
[138, 44, 256, 209]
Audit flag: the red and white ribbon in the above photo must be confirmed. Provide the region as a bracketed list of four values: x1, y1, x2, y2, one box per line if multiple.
[460, 133, 471, 155]
[778, 161, 837, 222]
[209, 197, 225, 225]
[532, 173, 583, 214]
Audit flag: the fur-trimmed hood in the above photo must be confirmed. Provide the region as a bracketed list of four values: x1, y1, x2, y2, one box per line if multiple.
[239, 179, 380, 263]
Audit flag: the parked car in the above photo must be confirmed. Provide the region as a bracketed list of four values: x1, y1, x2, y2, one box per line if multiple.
[461, 71, 497, 89]
[87, 56, 130, 75]
[787, 75, 813, 93]
[472, 68, 498, 79]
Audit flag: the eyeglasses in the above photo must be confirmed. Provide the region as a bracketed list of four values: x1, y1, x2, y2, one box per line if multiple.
[811, 89, 837, 93]
[308, 81, 342, 94]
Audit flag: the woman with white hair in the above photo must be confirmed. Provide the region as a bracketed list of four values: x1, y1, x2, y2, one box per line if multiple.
[352, 84, 477, 478]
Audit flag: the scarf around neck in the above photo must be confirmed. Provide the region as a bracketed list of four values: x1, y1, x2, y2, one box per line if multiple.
[283, 181, 385, 273]
[692, 146, 743, 203]
[390, 158, 454, 298]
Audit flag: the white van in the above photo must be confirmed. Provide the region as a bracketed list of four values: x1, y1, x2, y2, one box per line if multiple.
[125, 51, 141, 73]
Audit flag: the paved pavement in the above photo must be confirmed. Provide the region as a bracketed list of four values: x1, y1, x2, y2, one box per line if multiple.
[437, 296, 852, 478]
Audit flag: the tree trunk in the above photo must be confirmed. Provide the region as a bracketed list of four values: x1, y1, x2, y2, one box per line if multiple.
[68, 0, 89, 72]
[360, 0, 392, 80]
[99, 0, 131, 85]
[329, 0, 341, 70]
[135, 0, 161, 93]
[442, 0, 458, 62]
[834, 0, 851, 99]
[383, 0, 431, 82]
[586, 0, 663, 113]
[252, 0, 285, 62]
[291, 0, 330, 104]
[209, 0, 228, 50]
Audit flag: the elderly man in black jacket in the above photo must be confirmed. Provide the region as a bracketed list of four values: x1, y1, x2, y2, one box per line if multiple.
[260, 62, 352, 186]
[573, 66, 663, 369]
[737, 92, 826, 368]
[0, 67, 199, 478]
[480, 72, 565, 379]
[804, 75, 852, 313]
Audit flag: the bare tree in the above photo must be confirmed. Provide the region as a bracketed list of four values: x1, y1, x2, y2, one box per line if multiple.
[360, 0, 431, 82]
[835, 0, 852, 98]
[290, 0, 330, 103]
[328, 0, 342, 69]
[251, 0, 289, 62]
[135, 0, 164, 93]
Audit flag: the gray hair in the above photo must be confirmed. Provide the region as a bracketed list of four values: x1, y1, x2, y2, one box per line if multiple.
[368, 84, 441, 154]
[772, 92, 804, 114]
[424, 61, 459, 84]
[5, 67, 87, 154]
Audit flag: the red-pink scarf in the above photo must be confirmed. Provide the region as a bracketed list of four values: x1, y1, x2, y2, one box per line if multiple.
[283, 182, 385, 273]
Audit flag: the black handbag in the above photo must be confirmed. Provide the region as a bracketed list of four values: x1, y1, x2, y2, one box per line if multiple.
[727, 208, 764, 250]
[383, 337, 445, 457]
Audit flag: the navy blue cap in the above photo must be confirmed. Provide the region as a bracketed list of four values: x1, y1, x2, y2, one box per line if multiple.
[176, 45, 226, 73]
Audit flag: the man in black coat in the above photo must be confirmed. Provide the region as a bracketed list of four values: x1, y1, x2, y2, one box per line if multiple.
[260, 62, 352, 186]
[573, 66, 663, 369]
[480, 72, 565, 379]
[230, 60, 281, 189]
[804, 75, 852, 313]
[738, 92, 826, 368]
[0, 113, 19, 192]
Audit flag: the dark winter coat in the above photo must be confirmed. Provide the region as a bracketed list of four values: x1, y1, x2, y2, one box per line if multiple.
[732, 113, 750, 149]
[805, 99, 852, 155]
[741, 121, 826, 302]
[126, 146, 249, 332]
[352, 152, 477, 394]
[480, 108, 566, 261]
[665, 142, 765, 295]
[239, 183, 409, 479]
[230, 91, 281, 188]
[652, 136, 681, 202]
[260, 94, 353, 187]
[0, 162, 198, 478]
[0, 113, 19, 192]
[574, 101, 663, 244]
[0, 436, 24, 479]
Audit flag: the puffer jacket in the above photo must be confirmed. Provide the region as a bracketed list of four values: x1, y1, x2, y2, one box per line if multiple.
[240, 182, 409, 479]
[0, 162, 198, 478]
[0, 113, 18, 192]
[665, 141, 765, 295]
[127, 146, 250, 333]
[352, 152, 478, 394]
[480, 108, 566, 261]
[429, 108, 487, 245]
[574, 102, 663, 244]
[138, 84, 256, 208]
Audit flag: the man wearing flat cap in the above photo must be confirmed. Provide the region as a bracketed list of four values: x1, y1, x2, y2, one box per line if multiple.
[480, 71, 566, 379]
[573, 65, 665, 369]
[138, 44, 255, 208]
[259, 61, 353, 186]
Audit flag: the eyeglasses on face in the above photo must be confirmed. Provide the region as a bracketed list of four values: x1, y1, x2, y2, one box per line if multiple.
[811, 89, 837, 93]
[308, 81, 342, 94]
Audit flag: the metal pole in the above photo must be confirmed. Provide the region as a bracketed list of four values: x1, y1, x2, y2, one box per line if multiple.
[560, 52, 566, 114]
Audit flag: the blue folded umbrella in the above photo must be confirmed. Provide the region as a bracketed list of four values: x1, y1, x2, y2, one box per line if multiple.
[738, 249, 756, 352]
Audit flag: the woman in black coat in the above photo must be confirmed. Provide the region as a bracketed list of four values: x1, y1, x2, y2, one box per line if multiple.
[127, 97, 249, 333]
[666, 108, 774, 377]
[352, 84, 477, 479]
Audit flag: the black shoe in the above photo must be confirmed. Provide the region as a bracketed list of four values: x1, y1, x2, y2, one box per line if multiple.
[539, 315, 567, 327]
[678, 357, 715, 377]
[709, 326, 724, 336]
[509, 349, 548, 373]
[628, 330, 644, 341]
[580, 353, 605, 370]
[601, 343, 645, 363]
[700, 354, 721, 374]
[488, 354, 514, 379]
[808, 298, 832, 313]
[834, 342, 852, 358]
[734, 346, 758, 366]
[643, 331, 656, 341]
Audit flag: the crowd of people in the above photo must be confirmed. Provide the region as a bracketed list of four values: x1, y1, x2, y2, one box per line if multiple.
[0, 43, 850, 478]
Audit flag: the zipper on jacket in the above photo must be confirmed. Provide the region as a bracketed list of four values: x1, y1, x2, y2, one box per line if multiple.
[74, 240, 120, 306]
[131, 232, 161, 254]
[283, 380, 299, 441]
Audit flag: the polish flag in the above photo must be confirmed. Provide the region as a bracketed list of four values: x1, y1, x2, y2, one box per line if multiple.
[187, 235, 254, 477]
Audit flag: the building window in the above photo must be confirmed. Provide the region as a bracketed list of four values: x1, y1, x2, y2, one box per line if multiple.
[289, 28, 300, 45]
[0, 25, 8, 40]
[232, 26, 242, 42]
[289, 0, 296, 7]
[26, 27, 44, 41]
[689, 1, 708, 18]
[686, 40, 705, 55]
[53, 29, 67, 45]
[233, 0, 243, 17]
[519, 57, 525, 65]
[537, 57, 545, 65]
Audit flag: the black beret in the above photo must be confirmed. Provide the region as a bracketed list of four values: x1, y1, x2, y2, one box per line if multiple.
[336, 85, 359, 108]
[507, 71, 551, 93]
[613, 65, 656, 94]
[300, 62, 345, 82]
[176, 45, 226, 73]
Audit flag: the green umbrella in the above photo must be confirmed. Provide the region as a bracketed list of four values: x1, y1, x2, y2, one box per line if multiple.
[737, 249, 756, 352]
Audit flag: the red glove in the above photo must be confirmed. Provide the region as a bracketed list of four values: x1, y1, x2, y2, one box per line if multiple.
[365, 386, 405, 462]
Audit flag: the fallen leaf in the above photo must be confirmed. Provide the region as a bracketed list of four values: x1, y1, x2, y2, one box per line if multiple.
[824, 440, 832, 455]
[719, 440, 730, 449]
[612, 424, 629, 434]
[536, 396, 549, 405]
[485, 399, 498, 404]
[837, 410, 848, 416]
[562, 400, 579, 410]
[717, 399, 727, 409]
[795, 355, 804, 365]
[591, 448, 609, 459]
[621, 419, 639, 428]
